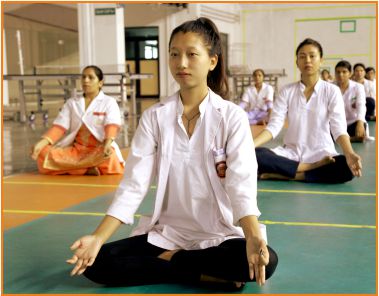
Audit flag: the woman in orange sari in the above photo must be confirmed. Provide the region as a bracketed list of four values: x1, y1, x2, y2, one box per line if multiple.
[31, 65, 124, 176]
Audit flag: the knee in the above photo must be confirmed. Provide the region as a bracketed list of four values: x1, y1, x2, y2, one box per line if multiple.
[83, 264, 106, 285]
[334, 156, 354, 183]
[265, 246, 279, 280]
[255, 147, 271, 164]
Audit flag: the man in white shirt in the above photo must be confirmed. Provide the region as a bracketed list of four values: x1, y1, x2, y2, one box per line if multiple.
[334, 60, 367, 142]
[353, 63, 376, 121]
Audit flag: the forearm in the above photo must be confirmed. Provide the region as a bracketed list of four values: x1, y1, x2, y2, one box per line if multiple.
[239, 215, 264, 242]
[254, 129, 273, 147]
[105, 124, 120, 140]
[336, 134, 355, 155]
[42, 124, 66, 144]
[92, 215, 122, 244]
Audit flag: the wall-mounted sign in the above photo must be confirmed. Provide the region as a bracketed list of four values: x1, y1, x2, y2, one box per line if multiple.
[95, 8, 115, 16]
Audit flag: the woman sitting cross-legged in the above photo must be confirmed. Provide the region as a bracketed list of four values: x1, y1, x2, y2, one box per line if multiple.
[31, 65, 124, 176]
[254, 38, 362, 183]
[239, 69, 274, 125]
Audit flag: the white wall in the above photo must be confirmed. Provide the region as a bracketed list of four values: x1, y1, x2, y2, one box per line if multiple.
[240, 3, 376, 88]
[78, 3, 125, 73]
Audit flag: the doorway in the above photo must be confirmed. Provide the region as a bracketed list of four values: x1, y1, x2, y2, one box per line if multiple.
[125, 27, 160, 98]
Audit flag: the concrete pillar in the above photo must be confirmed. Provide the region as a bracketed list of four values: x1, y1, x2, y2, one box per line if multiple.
[3, 29, 9, 106]
[78, 3, 125, 73]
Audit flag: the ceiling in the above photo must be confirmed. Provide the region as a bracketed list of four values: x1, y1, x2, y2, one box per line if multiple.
[3, 3, 187, 32]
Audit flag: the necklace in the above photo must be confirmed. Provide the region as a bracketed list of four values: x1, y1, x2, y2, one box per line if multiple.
[183, 111, 200, 132]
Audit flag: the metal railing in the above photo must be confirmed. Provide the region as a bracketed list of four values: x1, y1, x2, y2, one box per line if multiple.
[3, 72, 153, 123]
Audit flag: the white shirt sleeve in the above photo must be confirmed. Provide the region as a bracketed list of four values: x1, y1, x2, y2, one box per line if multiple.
[104, 96, 122, 126]
[107, 108, 158, 224]
[224, 106, 261, 223]
[356, 83, 367, 122]
[328, 84, 349, 140]
[266, 85, 288, 138]
[266, 84, 274, 101]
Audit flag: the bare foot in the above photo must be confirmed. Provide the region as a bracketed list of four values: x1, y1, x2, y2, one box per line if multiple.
[298, 156, 335, 172]
[158, 250, 179, 261]
[350, 136, 364, 143]
[85, 167, 100, 176]
[259, 172, 305, 181]
[200, 274, 245, 289]
[259, 173, 291, 180]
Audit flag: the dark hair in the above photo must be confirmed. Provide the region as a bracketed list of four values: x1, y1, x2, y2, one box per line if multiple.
[253, 69, 265, 77]
[169, 17, 229, 99]
[296, 38, 323, 58]
[353, 63, 366, 72]
[365, 66, 375, 74]
[335, 60, 352, 72]
[82, 65, 104, 81]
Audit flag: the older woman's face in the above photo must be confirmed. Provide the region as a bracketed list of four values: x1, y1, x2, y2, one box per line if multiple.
[81, 68, 103, 95]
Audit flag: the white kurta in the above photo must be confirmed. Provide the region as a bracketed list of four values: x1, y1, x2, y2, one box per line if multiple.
[241, 82, 274, 111]
[107, 89, 264, 250]
[149, 95, 241, 250]
[362, 78, 376, 99]
[338, 80, 366, 125]
[266, 79, 348, 163]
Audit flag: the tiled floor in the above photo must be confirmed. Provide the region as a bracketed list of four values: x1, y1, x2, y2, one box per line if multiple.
[3, 121, 377, 294]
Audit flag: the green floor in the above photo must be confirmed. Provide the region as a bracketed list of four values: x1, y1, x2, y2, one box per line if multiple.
[4, 123, 377, 294]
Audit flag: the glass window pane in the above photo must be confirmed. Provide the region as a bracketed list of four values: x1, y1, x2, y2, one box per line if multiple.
[125, 41, 135, 59]
[139, 40, 158, 59]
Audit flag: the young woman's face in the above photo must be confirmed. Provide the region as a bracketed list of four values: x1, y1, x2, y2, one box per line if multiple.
[354, 66, 366, 81]
[169, 32, 217, 91]
[253, 71, 264, 85]
[296, 44, 323, 76]
[81, 68, 103, 95]
[335, 67, 351, 84]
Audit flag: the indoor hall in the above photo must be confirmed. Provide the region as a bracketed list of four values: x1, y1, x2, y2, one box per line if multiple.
[2, 2, 377, 294]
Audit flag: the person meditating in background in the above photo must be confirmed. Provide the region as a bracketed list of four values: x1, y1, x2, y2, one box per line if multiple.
[239, 69, 274, 125]
[334, 60, 367, 142]
[254, 38, 362, 183]
[31, 65, 124, 176]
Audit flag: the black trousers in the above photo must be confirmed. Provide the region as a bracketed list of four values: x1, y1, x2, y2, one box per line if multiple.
[84, 234, 278, 287]
[256, 147, 354, 184]
[366, 97, 375, 120]
[347, 121, 367, 137]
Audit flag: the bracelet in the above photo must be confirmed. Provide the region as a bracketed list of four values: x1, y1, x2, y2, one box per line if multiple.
[41, 136, 53, 145]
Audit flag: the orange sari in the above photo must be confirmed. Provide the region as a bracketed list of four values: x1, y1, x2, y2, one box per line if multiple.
[37, 125, 124, 175]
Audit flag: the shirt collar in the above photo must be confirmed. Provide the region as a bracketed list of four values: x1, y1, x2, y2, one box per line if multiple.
[177, 91, 210, 119]
[299, 78, 322, 94]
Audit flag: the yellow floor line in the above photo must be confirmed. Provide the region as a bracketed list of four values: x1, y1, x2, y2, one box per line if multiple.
[258, 189, 376, 196]
[3, 181, 118, 188]
[4, 209, 375, 229]
[3, 181, 375, 196]
[3, 209, 141, 218]
[261, 220, 376, 229]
